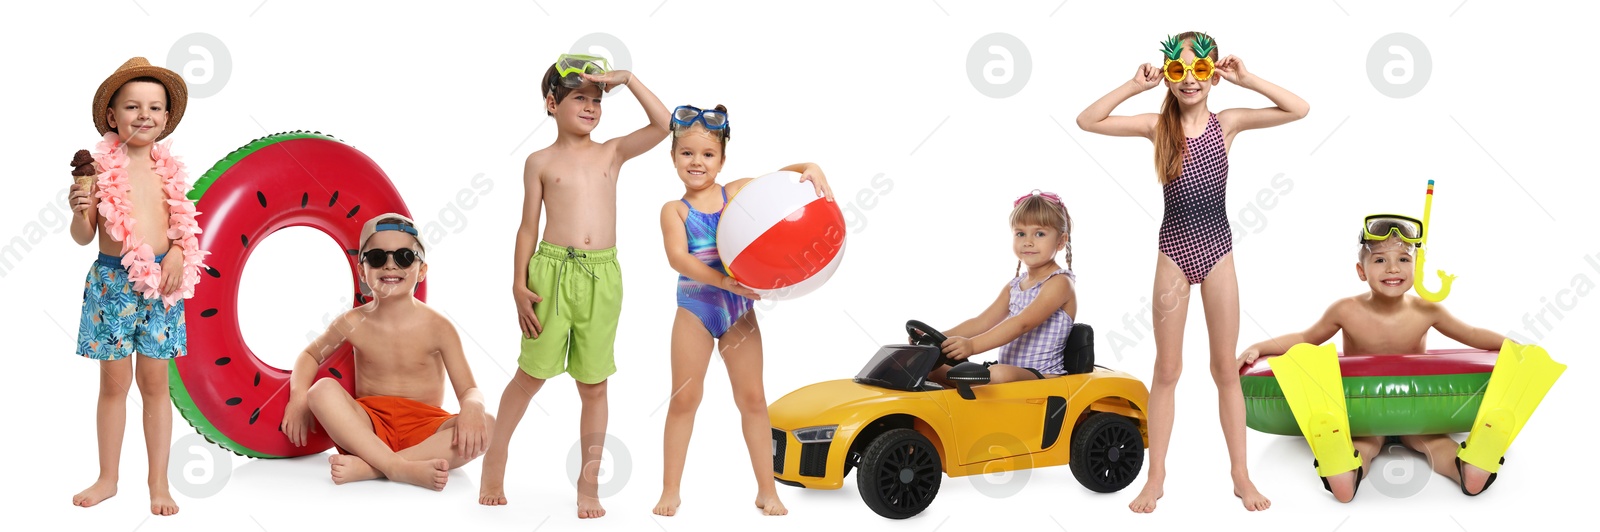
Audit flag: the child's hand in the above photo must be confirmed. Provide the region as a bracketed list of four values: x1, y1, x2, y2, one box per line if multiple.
[281, 397, 315, 447]
[1214, 55, 1250, 85]
[453, 405, 492, 460]
[69, 182, 95, 217]
[580, 70, 634, 92]
[798, 164, 835, 203]
[159, 251, 183, 295]
[1236, 347, 1261, 369]
[513, 285, 544, 339]
[1132, 63, 1163, 91]
[941, 336, 976, 360]
[721, 277, 762, 300]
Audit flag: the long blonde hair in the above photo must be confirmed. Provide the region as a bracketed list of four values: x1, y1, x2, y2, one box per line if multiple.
[1011, 193, 1072, 277]
[1154, 31, 1219, 185]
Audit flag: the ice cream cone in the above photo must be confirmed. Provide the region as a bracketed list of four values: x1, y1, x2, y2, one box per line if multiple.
[71, 149, 96, 222]
[75, 174, 94, 222]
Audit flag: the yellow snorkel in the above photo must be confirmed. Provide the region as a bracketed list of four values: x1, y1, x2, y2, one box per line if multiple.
[1414, 180, 1455, 302]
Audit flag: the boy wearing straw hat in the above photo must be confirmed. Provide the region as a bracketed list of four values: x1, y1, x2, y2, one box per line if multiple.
[66, 57, 208, 516]
[478, 54, 670, 518]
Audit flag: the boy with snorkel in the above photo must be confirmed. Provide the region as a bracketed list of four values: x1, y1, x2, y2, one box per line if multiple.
[1239, 184, 1564, 502]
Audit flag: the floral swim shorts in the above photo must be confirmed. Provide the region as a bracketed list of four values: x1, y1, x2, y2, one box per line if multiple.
[75, 252, 187, 361]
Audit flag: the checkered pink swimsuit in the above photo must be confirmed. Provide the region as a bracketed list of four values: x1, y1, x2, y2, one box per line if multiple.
[996, 269, 1075, 374]
[1159, 113, 1231, 285]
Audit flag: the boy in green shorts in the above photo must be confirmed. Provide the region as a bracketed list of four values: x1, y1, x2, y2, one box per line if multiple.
[478, 54, 670, 519]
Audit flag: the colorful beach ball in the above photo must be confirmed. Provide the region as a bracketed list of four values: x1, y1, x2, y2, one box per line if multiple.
[716, 171, 846, 300]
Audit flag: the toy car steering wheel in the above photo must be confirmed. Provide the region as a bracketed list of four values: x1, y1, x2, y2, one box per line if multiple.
[906, 320, 961, 368]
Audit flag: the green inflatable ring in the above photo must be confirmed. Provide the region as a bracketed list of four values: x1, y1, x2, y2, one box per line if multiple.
[1240, 349, 1493, 437]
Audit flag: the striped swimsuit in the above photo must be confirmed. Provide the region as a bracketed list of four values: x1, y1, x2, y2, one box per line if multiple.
[1158, 113, 1232, 285]
[996, 268, 1075, 375]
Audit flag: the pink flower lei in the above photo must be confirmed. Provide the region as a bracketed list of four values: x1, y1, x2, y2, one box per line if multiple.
[92, 132, 209, 307]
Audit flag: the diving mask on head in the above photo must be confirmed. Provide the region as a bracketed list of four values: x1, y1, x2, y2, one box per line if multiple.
[1361, 214, 1425, 245]
[551, 54, 610, 93]
[1359, 181, 1456, 302]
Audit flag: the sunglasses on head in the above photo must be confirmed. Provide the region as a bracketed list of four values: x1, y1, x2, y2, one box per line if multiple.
[362, 247, 421, 269]
[1162, 56, 1215, 82]
[671, 105, 729, 131]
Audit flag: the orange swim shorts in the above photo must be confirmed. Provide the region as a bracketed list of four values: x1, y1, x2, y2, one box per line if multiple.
[343, 396, 456, 453]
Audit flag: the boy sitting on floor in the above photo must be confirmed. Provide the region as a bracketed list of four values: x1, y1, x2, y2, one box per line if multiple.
[282, 213, 495, 490]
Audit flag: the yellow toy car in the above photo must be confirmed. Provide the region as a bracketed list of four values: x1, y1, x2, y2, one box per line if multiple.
[769, 320, 1150, 519]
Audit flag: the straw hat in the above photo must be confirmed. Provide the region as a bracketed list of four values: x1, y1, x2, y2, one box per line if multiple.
[92, 57, 188, 141]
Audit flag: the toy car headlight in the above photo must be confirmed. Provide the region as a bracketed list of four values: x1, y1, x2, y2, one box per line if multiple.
[793, 425, 838, 444]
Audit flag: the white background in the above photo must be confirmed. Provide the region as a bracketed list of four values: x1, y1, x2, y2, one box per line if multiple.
[2, 1, 1594, 530]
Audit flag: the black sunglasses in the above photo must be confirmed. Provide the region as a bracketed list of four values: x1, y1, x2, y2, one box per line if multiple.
[362, 247, 420, 269]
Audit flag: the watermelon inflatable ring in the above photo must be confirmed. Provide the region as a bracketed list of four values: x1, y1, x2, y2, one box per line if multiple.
[170, 132, 420, 458]
[1241, 349, 1493, 437]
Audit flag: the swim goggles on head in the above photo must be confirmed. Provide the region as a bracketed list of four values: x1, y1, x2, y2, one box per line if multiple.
[1361, 214, 1425, 244]
[671, 105, 729, 131]
[1014, 189, 1063, 207]
[551, 54, 610, 91]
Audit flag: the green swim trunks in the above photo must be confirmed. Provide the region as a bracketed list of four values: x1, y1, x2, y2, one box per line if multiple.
[518, 241, 622, 384]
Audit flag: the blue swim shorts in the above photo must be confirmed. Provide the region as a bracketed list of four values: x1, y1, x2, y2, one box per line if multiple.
[75, 252, 188, 361]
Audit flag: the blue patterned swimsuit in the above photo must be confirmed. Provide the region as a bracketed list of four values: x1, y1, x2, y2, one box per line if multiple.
[676, 186, 754, 338]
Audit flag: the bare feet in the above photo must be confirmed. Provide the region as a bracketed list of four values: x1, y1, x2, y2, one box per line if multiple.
[1233, 477, 1271, 511]
[479, 448, 510, 505]
[755, 493, 788, 516]
[329, 455, 383, 485]
[1325, 470, 1358, 503]
[72, 478, 117, 508]
[149, 487, 179, 516]
[389, 459, 450, 491]
[653, 492, 680, 516]
[577, 494, 606, 519]
[480, 483, 508, 506]
[479, 457, 508, 505]
[1461, 461, 1493, 495]
[1128, 481, 1162, 513]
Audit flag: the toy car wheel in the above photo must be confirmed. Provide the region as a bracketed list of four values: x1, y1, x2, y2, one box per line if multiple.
[1069, 413, 1144, 493]
[856, 428, 942, 519]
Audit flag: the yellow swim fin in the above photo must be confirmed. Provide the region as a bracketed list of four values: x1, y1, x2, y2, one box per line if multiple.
[1269, 343, 1362, 492]
[1455, 340, 1566, 494]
